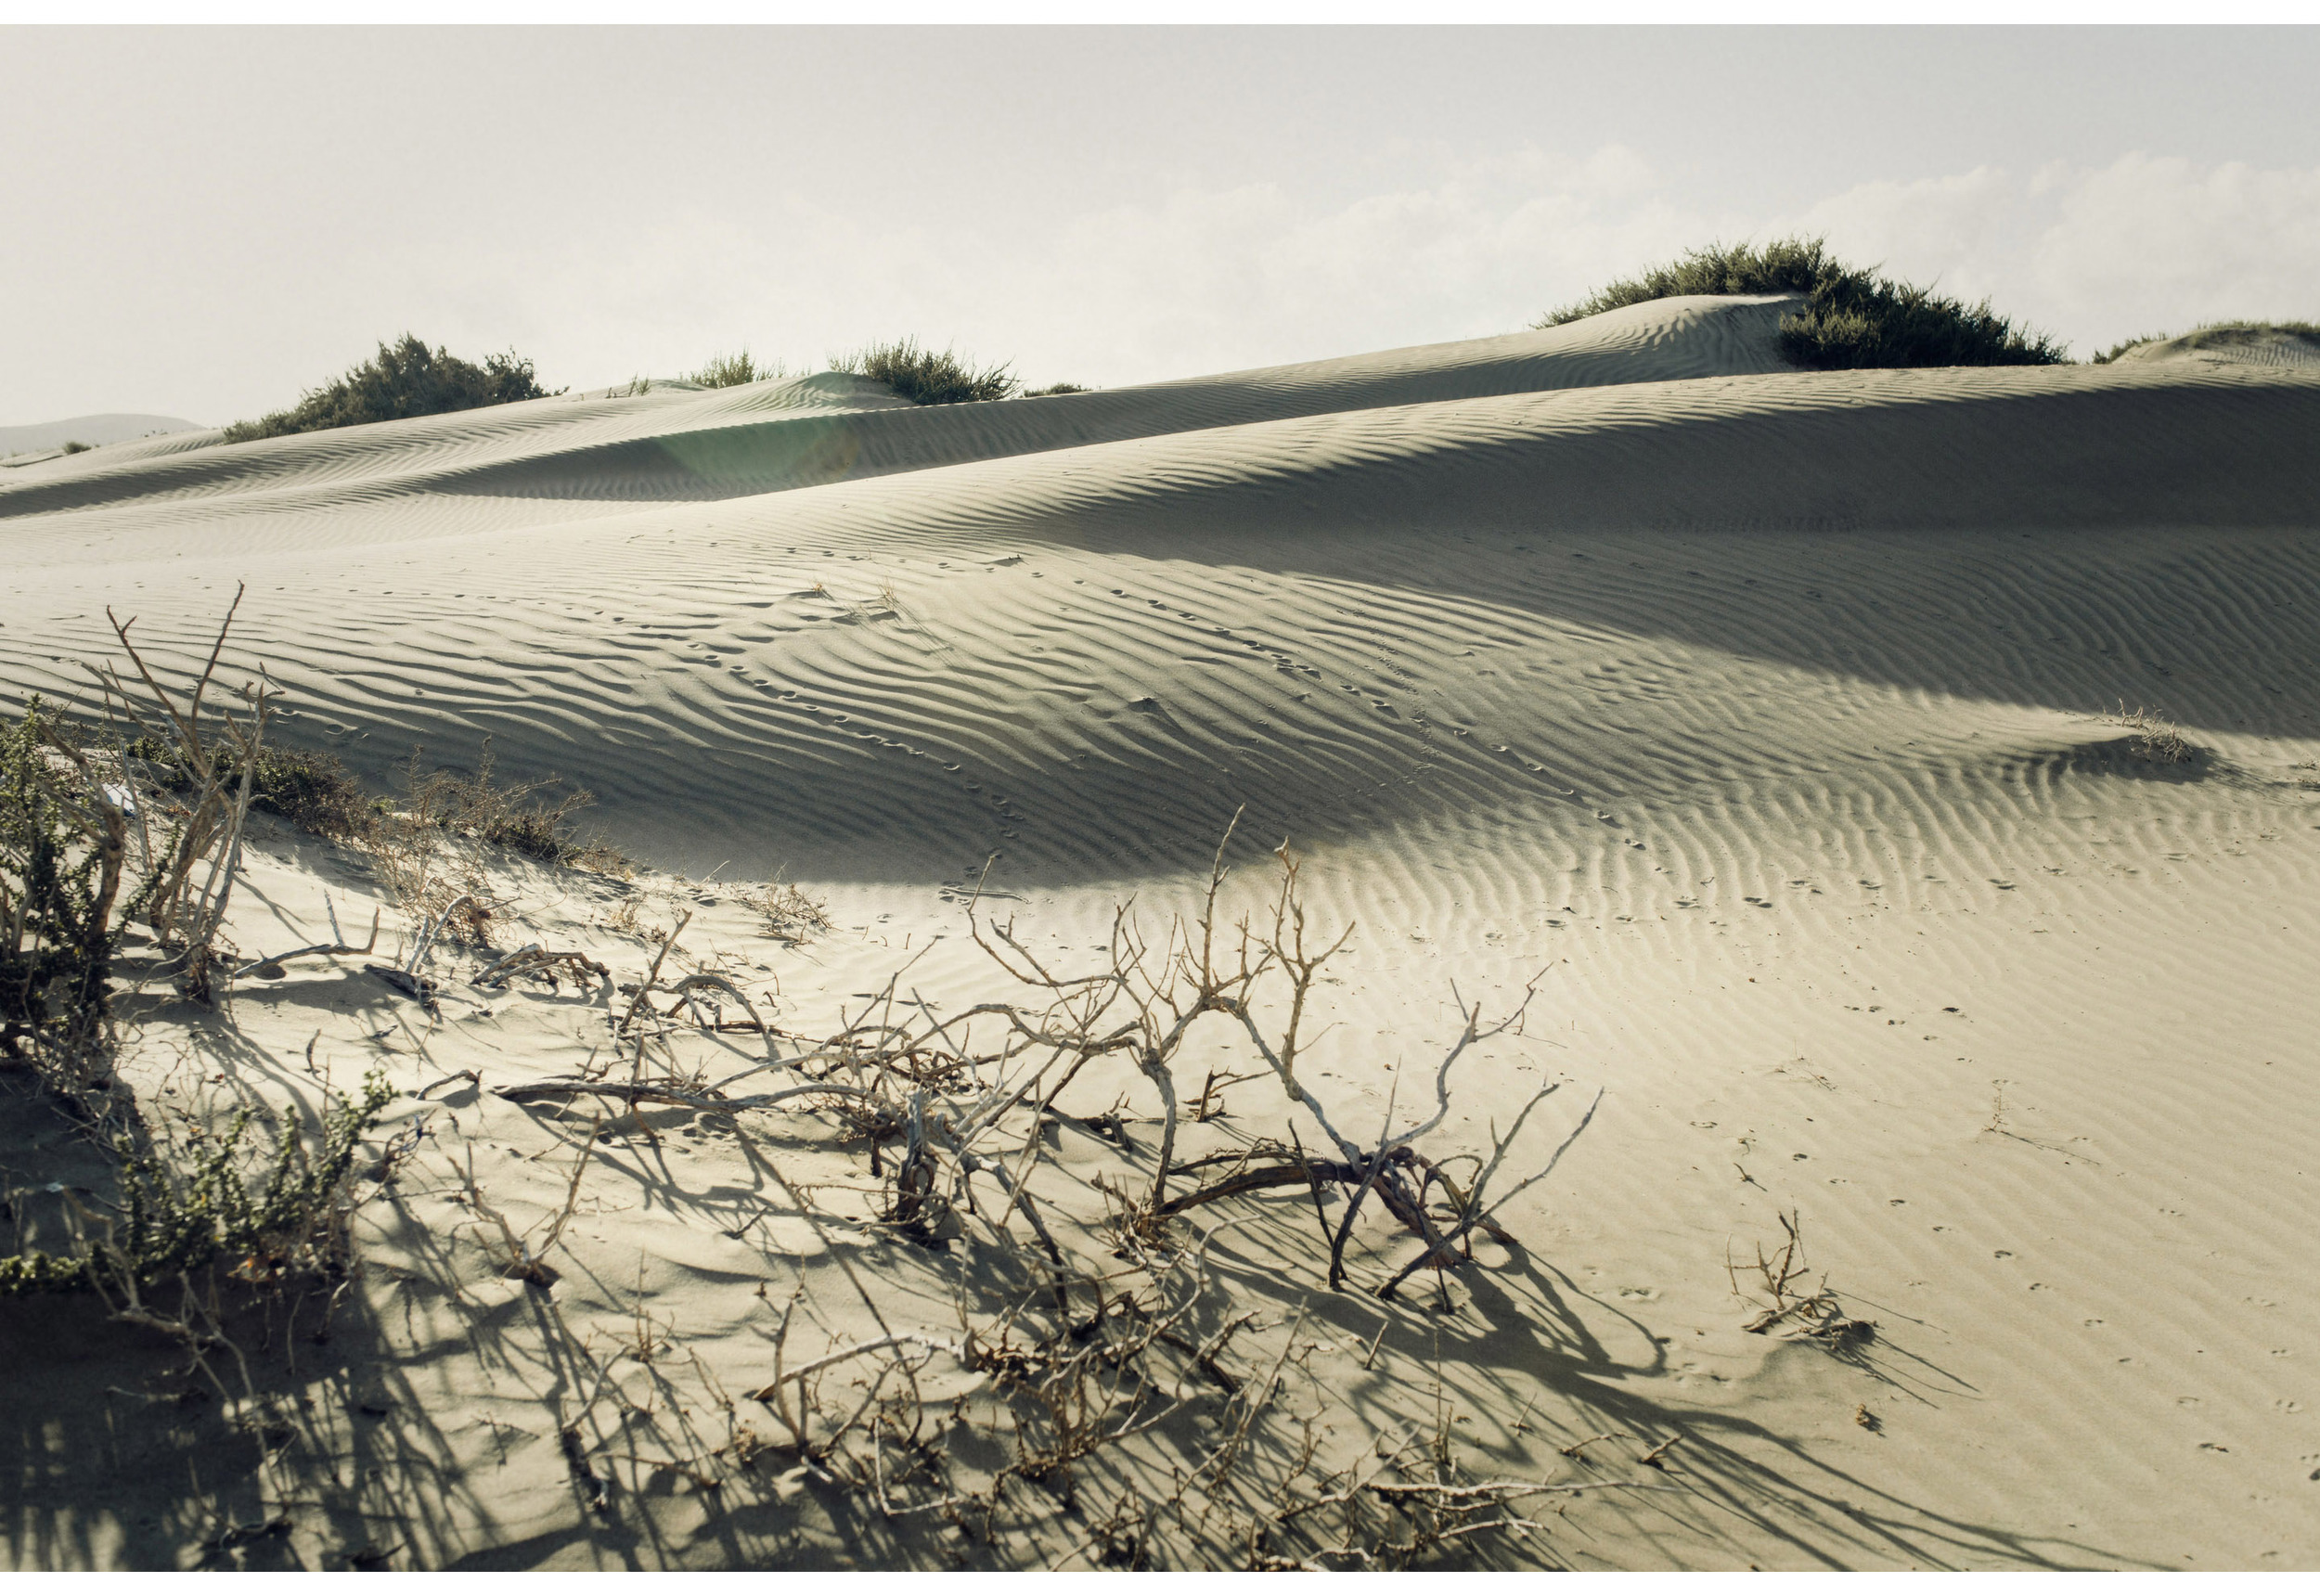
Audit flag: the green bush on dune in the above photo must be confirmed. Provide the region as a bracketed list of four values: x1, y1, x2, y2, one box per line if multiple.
[1538, 237, 2069, 369]
[834, 337, 1019, 405]
[221, 332, 561, 444]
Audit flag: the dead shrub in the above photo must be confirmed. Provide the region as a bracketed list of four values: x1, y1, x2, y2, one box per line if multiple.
[752, 878, 832, 945]
[2110, 701, 2191, 764]
[1728, 1209, 1873, 1345]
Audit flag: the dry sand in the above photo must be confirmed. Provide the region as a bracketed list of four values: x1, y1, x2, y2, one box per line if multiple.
[4, 293, 2318, 1569]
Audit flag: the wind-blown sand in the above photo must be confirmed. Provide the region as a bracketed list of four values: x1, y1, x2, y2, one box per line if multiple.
[4, 294, 2317, 1569]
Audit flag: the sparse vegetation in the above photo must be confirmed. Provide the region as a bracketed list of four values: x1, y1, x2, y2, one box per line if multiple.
[752, 877, 832, 944]
[2110, 701, 2191, 764]
[689, 349, 785, 389]
[398, 736, 627, 871]
[361, 737, 633, 949]
[2091, 333, 2168, 365]
[129, 735, 373, 842]
[1, 698, 121, 1057]
[468, 819, 1613, 1564]
[1538, 237, 2068, 369]
[2092, 320, 2320, 364]
[60, 439, 92, 455]
[0, 1071, 391, 1297]
[1022, 381, 1089, 397]
[6, 595, 1637, 1564]
[2, 592, 393, 1313]
[1728, 1210, 1872, 1345]
[835, 337, 1018, 405]
[220, 332, 561, 444]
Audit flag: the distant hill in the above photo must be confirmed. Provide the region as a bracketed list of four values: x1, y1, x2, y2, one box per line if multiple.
[0, 412, 205, 458]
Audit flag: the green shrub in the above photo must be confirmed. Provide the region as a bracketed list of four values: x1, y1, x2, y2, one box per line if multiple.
[59, 440, 91, 456]
[221, 333, 561, 444]
[1537, 237, 2068, 369]
[128, 734, 372, 842]
[834, 337, 1018, 405]
[689, 349, 783, 389]
[1022, 381, 1089, 397]
[240, 745, 373, 838]
[0, 1071, 392, 1296]
[1, 701, 119, 1050]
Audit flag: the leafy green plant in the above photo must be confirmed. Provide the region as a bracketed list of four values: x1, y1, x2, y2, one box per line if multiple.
[221, 333, 561, 444]
[0, 1071, 393, 1296]
[1538, 237, 2068, 369]
[834, 337, 1018, 405]
[0, 699, 122, 1055]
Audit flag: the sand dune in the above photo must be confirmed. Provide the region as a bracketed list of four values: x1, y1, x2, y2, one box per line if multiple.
[0, 411, 203, 462]
[6, 296, 2318, 1569]
[5, 325, 2315, 883]
[2114, 323, 2320, 369]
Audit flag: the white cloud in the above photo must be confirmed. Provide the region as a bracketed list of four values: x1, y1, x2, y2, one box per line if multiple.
[1009, 146, 1730, 380]
[2030, 154, 2320, 340]
[1785, 166, 2028, 305]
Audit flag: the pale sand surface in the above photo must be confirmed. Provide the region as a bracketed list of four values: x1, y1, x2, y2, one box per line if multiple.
[2112, 324, 2320, 370]
[4, 295, 2317, 1568]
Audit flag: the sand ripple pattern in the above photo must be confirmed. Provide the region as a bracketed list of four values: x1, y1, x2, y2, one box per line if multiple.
[6, 299, 2320, 1568]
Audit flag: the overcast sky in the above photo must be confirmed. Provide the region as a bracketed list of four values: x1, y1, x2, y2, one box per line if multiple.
[5, 25, 2317, 426]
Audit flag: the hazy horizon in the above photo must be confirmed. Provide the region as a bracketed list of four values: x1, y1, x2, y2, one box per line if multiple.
[5, 24, 2317, 428]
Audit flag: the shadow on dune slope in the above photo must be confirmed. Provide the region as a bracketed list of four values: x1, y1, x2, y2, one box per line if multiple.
[1, 352, 2314, 884]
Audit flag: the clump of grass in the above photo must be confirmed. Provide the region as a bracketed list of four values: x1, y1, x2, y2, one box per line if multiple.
[752, 878, 832, 945]
[135, 722, 614, 854]
[59, 440, 92, 456]
[2091, 333, 2171, 365]
[391, 737, 631, 872]
[221, 332, 561, 444]
[689, 349, 785, 389]
[2092, 320, 2320, 364]
[1022, 381, 1089, 397]
[833, 337, 1018, 405]
[1538, 237, 2068, 369]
